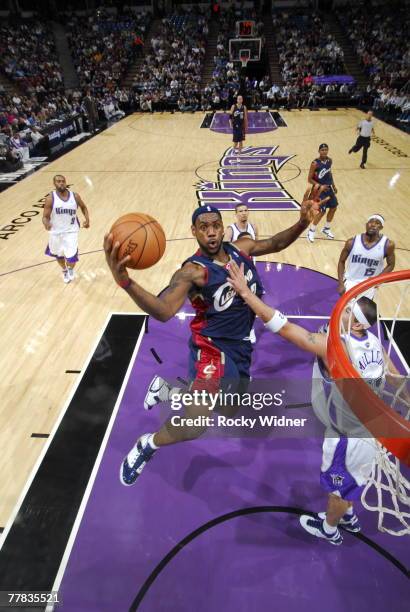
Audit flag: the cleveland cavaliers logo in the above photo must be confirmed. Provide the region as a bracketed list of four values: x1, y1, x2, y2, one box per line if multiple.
[213, 269, 256, 312]
[196, 146, 299, 212]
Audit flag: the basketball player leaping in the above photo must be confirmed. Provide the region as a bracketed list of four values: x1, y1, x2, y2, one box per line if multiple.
[104, 196, 319, 486]
[337, 214, 395, 298]
[307, 144, 338, 243]
[229, 95, 248, 154]
[43, 175, 90, 283]
[227, 259, 408, 545]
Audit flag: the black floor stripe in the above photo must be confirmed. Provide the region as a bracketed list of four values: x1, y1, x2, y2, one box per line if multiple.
[30, 433, 49, 439]
[129, 505, 409, 610]
[65, 370, 81, 374]
[150, 348, 162, 364]
[0, 314, 146, 591]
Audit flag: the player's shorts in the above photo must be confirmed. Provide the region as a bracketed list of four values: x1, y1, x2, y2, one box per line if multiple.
[45, 231, 79, 262]
[344, 278, 376, 300]
[320, 434, 377, 500]
[318, 188, 338, 211]
[232, 127, 245, 143]
[188, 333, 252, 394]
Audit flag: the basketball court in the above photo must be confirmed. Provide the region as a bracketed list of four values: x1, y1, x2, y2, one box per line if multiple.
[0, 109, 409, 609]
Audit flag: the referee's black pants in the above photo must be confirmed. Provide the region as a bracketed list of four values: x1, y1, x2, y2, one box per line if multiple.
[350, 135, 371, 164]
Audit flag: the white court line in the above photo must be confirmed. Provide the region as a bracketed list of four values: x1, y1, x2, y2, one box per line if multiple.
[46, 315, 146, 610]
[0, 311, 131, 553]
[265, 112, 276, 129]
[276, 112, 288, 127]
[209, 112, 219, 131]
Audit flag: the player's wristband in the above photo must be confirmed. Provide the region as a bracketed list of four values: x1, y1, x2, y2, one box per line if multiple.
[118, 278, 132, 290]
[265, 310, 288, 333]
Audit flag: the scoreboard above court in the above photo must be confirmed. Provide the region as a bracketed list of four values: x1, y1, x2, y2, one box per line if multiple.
[236, 20, 255, 37]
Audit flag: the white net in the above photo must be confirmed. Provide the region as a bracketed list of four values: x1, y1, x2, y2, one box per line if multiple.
[342, 277, 410, 536]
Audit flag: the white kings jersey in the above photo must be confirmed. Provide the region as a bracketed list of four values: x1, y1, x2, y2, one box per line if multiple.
[344, 234, 388, 283]
[50, 190, 79, 235]
[312, 330, 384, 435]
[228, 222, 256, 241]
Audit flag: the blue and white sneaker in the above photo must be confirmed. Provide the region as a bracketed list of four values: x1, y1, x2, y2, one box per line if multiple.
[299, 515, 343, 545]
[321, 227, 334, 239]
[144, 376, 172, 410]
[120, 433, 156, 486]
[318, 511, 361, 533]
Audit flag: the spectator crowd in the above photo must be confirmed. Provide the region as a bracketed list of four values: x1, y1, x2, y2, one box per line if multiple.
[131, 8, 208, 112]
[336, 2, 409, 130]
[1, 1, 409, 172]
[272, 9, 354, 109]
[0, 21, 63, 98]
[66, 9, 151, 94]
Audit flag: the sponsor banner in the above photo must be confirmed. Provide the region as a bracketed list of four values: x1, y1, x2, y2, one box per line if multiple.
[312, 75, 356, 85]
[44, 118, 78, 154]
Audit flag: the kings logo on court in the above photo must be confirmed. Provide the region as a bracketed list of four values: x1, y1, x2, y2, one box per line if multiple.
[196, 146, 299, 212]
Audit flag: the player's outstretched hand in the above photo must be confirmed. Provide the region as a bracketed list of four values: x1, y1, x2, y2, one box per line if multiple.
[337, 283, 346, 296]
[83, 220, 90, 228]
[299, 197, 320, 224]
[104, 233, 131, 285]
[227, 260, 249, 297]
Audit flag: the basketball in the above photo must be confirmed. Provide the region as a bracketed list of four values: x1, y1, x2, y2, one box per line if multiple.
[110, 213, 166, 269]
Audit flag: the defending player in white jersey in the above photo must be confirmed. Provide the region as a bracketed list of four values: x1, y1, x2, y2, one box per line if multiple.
[43, 175, 90, 283]
[227, 259, 407, 546]
[225, 204, 259, 242]
[337, 214, 395, 298]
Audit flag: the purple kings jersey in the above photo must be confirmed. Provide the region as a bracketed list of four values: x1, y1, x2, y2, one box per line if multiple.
[184, 242, 264, 341]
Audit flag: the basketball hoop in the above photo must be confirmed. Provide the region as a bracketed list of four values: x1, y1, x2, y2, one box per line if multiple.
[239, 49, 250, 70]
[327, 270, 410, 535]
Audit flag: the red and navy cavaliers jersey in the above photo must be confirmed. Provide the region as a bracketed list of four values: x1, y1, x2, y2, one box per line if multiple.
[313, 157, 333, 186]
[184, 242, 264, 341]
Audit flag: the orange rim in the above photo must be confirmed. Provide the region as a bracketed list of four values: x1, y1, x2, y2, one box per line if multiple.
[327, 270, 410, 466]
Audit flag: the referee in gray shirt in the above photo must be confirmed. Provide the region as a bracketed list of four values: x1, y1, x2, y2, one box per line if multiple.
[348, 110, 375, 169]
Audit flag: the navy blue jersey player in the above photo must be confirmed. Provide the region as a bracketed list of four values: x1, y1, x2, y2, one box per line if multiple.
[104, 199, 319, 485]
[307, 143, 339, 243]
[229, 95, 248, 154]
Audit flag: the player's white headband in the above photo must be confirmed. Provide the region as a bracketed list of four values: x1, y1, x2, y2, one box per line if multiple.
[352, 303, 371, 329]
[367, 214, 384, 227]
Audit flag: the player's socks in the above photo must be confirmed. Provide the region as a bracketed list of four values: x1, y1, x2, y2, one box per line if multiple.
[318, 511, 361, 533]
[68, 267, 75, 280]
[307, 227, 316, 243]
[147, 433, 159, 450]
[120, 433, 156, 486]
[323, 518, 337, 534]
[62, 268, 71, 283]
